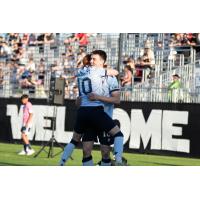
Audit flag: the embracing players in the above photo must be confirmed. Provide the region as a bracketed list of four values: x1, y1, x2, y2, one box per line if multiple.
[59, 50, 124, 165]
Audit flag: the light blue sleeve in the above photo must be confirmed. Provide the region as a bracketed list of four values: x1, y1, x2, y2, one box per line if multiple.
[108, 76, 120, 93]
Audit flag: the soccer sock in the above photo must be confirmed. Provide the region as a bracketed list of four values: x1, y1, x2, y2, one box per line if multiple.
[23, 144, 27, 152]
[24, 144, 31, 152]
[113, 132, 124, 163]
[101, 158, 111, 166]
[59, 139, 78, 166]
[82, 156, 94, 166]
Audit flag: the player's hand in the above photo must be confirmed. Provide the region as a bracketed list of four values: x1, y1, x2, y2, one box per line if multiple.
[88, 93, 98, 101]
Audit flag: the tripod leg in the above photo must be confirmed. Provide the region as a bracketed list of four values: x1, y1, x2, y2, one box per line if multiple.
[51, 137, 54, 158]
[53, 138, 64, 150]
[47, 138, 53, 158]
[34, 140, 51, 158]
[53, 138, 73, 160]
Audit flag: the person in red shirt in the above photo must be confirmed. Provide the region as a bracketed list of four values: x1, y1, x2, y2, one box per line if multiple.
[75, 33, 89, 47]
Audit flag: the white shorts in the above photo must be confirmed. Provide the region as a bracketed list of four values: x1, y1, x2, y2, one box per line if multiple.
[21, 126, 31, 136]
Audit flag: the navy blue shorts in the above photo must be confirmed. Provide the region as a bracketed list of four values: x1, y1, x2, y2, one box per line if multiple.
[81, 119, 120, 146]
[74, 106, 116, 136]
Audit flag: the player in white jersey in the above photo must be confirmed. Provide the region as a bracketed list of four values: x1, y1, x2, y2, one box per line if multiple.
[82, 74, 120, 166]
[59, 50, 124, 166]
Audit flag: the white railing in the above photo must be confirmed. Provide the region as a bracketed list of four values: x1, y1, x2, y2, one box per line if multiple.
[120, 87, 200, 103]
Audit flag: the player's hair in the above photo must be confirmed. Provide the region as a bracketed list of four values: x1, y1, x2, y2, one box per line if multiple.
[83, 54, 91, 66]
[92, 50, 107, 63]
[21, 94, 29, 100]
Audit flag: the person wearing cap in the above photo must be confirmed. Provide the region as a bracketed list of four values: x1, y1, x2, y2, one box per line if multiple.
[168, 74, 181, 101]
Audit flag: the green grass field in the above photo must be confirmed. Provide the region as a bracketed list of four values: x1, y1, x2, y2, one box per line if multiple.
[1, 142, 200, 166]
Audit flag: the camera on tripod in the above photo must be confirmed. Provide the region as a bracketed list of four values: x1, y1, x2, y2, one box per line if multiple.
[34, 75, 66, 158]
[48, 76, 65, 106]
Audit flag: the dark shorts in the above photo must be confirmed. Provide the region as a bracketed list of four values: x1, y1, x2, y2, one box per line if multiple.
[98, 132, 114, 146]
[81, 119, 120, 146]
[74, 106, 116, 135]
[82, 128, 99, 143]
[82, 130, 114, 145]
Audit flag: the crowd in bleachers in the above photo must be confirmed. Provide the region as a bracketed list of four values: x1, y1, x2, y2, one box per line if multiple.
[0, 33, 199, 99]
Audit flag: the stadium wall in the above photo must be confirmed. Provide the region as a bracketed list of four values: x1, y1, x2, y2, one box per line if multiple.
[0, 98, 200, 158]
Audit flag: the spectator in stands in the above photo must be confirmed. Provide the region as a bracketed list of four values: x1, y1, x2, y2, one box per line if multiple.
[168, 74, 181, 101]
[126, 58, 136, 72]
[37, 33, 45, 44]
[37, 58, 45, 85]
[51, 60, 63, 78]
[11, 42, 19, 54]
[64, 33, 89, 49]
[44, 33, 54, 44]
[0, 36, 4, 43]
[156, 41, 163, 50]
[17, 47, 27, 66]
[0, 42, 12, 59]
[120, 65, 133, 100]
[120, 65, 133, 87]
[26, 57, 36, 72]
[65, 45, 75, 68]
[141, 47, 155, 69]
[75, 33, 89, 48]
[28, 33, 37, 46]
[64, 33, 76, 45]
[192, 33, 200, 55]
[20, 69, 37, 94]
[137, 46, 155, 80]
[8, 33, 21, 46]
[134, 57, 144, 82]
[21, 33, 29, 46]
[173, 33, 182, 46]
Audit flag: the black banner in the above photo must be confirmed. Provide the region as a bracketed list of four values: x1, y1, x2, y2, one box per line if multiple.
[1, 98, 200, 158]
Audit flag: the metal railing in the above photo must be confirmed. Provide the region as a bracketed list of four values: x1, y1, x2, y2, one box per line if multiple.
[120, 87, 200, 103]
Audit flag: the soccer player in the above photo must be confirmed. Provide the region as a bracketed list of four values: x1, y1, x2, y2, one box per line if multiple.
[18, 94, 35, 155]
[83, 74, 120, 166]
[59, 50, 124, 165]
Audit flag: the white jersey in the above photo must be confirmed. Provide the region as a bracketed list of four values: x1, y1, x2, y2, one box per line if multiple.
[76, 66, 107, 107]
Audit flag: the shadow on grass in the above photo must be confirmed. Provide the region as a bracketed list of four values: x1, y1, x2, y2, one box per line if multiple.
[0, 162, 28, 166]
[139, 161, 179, 166]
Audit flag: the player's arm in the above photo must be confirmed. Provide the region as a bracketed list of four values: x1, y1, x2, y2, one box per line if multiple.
[26, 104, 33, 127]
[96, 67, 118, 77]
[26, 113, 33, 127]
[106, 69, 119, 76]
[88, 91, 120, 104]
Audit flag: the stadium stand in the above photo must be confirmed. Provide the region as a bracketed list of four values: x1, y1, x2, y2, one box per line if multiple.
[0, 33, 200, 103]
